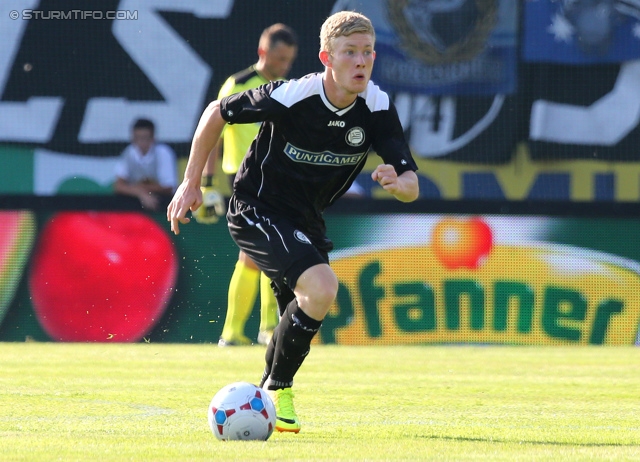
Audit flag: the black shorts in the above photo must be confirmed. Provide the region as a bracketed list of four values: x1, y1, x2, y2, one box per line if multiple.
[226, 195, 330, 293]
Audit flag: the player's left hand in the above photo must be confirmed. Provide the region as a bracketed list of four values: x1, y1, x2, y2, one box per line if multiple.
[371, 164, 399, 194]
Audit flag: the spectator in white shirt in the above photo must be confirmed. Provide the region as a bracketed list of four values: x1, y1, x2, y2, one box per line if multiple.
[114, 118, 178, 210]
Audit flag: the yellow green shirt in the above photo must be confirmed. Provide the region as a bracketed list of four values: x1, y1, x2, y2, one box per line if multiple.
[218, 66, 273, 174]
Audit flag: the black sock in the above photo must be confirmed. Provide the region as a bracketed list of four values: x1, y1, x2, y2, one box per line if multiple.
[259, 285, 295, 386]
[260, 299, 322, 390]
[272, 282, 295, 318]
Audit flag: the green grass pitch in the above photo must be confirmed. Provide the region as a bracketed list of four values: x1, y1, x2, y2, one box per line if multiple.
[1, 343, 639, 461]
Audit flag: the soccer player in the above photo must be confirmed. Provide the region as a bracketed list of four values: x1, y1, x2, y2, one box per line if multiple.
[167, 11, 419, 433]
[194, 24, 299, 347]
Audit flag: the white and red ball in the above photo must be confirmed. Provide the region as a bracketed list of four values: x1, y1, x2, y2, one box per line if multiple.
[207, 382, 275, 441]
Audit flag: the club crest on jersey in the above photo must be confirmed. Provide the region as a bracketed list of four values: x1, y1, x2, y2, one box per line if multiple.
[345, 127, 365, 147]
[283, 143, 365, 166]
[294, 230, 311, 245]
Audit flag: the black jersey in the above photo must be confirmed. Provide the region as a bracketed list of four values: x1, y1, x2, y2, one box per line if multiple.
[220, 72, 418, 234]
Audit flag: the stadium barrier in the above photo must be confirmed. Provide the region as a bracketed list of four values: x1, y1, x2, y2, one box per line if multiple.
[1, 197, 639, 346]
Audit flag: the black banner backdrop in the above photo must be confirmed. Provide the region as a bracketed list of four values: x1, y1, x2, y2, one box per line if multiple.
[1, 0, 336, 157]
[1, 0, 639, 169]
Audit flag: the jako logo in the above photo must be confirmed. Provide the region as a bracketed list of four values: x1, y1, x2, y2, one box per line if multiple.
[328, 120, 346, 127]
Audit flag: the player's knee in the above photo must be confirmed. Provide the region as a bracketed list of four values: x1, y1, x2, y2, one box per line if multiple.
[311, 271, 338, 313]
[295, 265, 338, 317]
[313, 280, 338, 309]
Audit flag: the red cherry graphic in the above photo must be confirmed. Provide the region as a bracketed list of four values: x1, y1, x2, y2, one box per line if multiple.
[29, 211, 178, 342]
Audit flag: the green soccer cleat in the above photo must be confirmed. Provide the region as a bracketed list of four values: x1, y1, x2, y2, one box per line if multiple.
[266, 388, 301, 433]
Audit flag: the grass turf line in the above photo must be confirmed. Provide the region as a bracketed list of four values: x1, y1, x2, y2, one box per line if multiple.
[1, 343, 639, 461]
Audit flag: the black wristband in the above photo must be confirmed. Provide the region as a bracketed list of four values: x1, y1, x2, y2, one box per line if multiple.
[202, 175, 214, 187]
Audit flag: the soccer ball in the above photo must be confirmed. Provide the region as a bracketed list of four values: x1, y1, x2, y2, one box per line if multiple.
[207, 382, 276, 441]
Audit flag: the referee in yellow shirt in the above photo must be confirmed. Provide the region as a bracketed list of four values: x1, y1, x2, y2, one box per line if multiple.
[195, 24, 298, 346]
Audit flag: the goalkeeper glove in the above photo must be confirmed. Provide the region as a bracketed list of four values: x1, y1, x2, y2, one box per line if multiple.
[194, 176, 226, 224]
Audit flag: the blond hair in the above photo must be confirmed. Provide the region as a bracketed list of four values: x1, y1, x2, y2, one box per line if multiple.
[320, 11, 375, 53]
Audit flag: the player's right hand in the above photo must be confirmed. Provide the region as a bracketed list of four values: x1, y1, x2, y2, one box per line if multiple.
[167, 182, 202, 235]
[193, 187, 226, 224]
